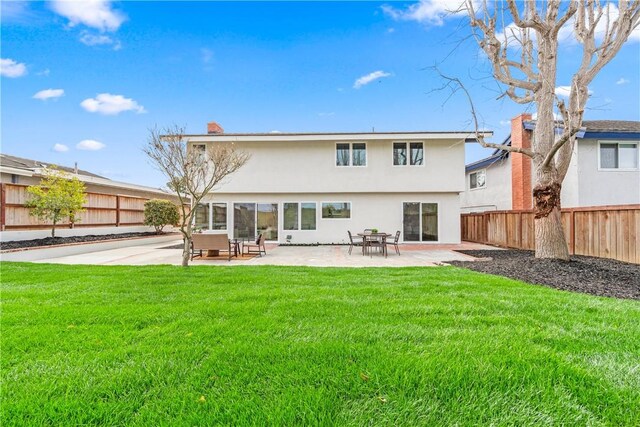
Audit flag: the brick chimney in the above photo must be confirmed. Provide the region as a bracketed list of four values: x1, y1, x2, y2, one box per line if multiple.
[207, 121, 224, 134]
[511, 113, 533, 210]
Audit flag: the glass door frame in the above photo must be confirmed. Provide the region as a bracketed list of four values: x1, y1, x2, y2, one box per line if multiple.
[401, 202, 439, 243]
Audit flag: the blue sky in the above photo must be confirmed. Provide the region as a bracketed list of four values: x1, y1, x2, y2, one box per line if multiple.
[2, 1, 639, 187]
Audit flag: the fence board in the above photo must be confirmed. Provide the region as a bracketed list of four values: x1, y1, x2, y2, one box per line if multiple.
[0, 183, 184, 231]
[461, 204, 640, 264]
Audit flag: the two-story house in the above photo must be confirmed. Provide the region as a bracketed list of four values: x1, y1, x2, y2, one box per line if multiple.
[461, 114, 640, 213]
[187, 122, 490, 244]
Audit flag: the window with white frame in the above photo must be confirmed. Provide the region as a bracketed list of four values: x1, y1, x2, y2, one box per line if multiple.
[212, 203, 227, 230]
[393, 142, 423, 166]
[322, 202, 351, 219]
[284, 202, 317, 230]
[336, 143, 366, 166]
[600, 142, 638, 169]
[469, 170, 486, 189]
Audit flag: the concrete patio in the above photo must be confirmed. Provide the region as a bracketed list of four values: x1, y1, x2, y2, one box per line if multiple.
[2, 236, 498, 267]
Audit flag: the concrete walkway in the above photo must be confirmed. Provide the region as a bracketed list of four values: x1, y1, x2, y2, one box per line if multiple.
[2, 238, 497, 267]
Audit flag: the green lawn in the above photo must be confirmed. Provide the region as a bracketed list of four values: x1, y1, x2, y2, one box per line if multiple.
[1, 263, 639, 426]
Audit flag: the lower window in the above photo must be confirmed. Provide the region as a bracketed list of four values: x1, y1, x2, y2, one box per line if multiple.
[403, 202, 438, 242]
[284, 202, 317, 230]
[322, 202, 351, 219]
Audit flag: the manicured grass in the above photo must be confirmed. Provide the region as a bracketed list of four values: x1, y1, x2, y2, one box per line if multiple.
[1, 262, 639, 426]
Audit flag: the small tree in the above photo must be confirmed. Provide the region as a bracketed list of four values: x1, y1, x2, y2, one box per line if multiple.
[144, 199, 180, 234]
[26, 167, 87, 238]
[143, 125, 250, 266]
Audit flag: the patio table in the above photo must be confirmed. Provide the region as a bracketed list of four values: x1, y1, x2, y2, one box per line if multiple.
[357, 232, 392, 257]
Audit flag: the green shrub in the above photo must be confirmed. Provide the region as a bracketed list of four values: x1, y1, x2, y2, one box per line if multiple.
[144, 199, 179, 234]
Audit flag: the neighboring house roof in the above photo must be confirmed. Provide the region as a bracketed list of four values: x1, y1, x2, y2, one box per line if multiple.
[1, 153, 175, 197]
[466, 135, 511, 173]
[466, 119, 640, 171]
[522, 119, 640, 138]
[1, 153, 106, 178]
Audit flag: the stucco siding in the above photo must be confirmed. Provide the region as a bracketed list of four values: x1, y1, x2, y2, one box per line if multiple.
[200, 192, 461, 244]
[577, 139, 640, 206]
[460, 158, 512, 213]
[198, 138, 466, 194]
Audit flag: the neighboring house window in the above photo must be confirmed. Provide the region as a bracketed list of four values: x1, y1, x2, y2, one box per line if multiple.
[212, 203, 227, 230]
[284, 202, 317, 230]
[11, 174, 19, 184]
[322, 202, 351, 219]
[336, 143, 366, 166]
[393, 142, 423, 165]
[193, 144, 206, 159]
[600, 142, 638, 169]
[469, 170, 486, 189]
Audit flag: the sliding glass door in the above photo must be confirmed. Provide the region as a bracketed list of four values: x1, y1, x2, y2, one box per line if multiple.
[234, 203, 256, 239]
[233, 202, 278, 240]
[402, 203, 438, 242]
[257, 203, 278, 240]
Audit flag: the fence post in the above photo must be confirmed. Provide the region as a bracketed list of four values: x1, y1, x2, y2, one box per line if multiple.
[570, 210, 575, 255]
[116, 195, 121, 227]
[0, 183, 5, 231]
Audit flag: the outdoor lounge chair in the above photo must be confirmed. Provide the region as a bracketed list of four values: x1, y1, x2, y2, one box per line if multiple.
[191, 233, 234, 261]
[347, 230, 363, 255]
[243, 233, 266, 256]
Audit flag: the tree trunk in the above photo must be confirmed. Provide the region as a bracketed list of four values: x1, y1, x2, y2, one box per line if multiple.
[181, 222, 193, 267]
[51, 220, 56, 238]
[533, 166, 570, 260]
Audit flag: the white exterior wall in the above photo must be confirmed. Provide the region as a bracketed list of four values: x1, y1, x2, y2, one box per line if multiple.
[460, 158, 512, 213]
[200, 192, 461, 244]
[188, 133, 469, 244]
[560, 142, 580, 208]
[191, 136, 466, 194]
[576, 139, 640, 206]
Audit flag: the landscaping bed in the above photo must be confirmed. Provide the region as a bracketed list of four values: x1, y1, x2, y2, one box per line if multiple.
[0, 232, 162, 251]
[451, 249, 640, 300]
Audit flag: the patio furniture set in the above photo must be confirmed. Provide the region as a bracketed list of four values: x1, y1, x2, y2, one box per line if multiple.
[348, 230, 401, 257]
[191, 233, 266, 261]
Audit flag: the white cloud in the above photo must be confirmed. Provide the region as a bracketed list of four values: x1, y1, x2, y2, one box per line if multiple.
[80, 93, 146, 115]
[76, 139, 106, 151]
[353, 70, 392, 89]
[79, 31, 121, 50]
[554, 85, 593, 98]
[269, 130, 282, 134]
[532, 111, 562, 121]
[499, 120, 510, 127]
[382, 0, 473, 26]
[33, 88, 65, 100]
[37, 68, 50, 76]
[616, 77, 629, 85]
[53, 143, 69, 152]
[50, 0, 126, 32]
[0, 58, 27, 78]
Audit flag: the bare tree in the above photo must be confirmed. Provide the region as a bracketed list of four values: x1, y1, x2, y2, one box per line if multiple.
[459, 0, 640, 259]
[144, 125, 250, 266]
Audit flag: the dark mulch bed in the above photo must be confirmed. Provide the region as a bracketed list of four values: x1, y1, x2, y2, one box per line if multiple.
[1, 232, 163, 251]
[450, 250, 640, 300]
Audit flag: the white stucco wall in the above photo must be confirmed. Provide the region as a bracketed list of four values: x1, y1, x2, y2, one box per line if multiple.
[191, 137, 466, 194]
[199, 192, 461, 244]
[576, 139, 640, 206]
[559, 142, 580, 208]
[460, 158, 512, 213]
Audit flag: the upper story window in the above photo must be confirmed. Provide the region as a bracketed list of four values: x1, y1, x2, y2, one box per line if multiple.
[469, 170, 486, 189]
[600, 142, 638, 170]
[336, 143, 366, 166]
[393, 142, 424, 166]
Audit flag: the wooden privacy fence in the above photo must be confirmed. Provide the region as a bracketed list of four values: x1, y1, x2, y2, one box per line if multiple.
[461, 204, 640, 264]
[0, 183, 180, 231]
